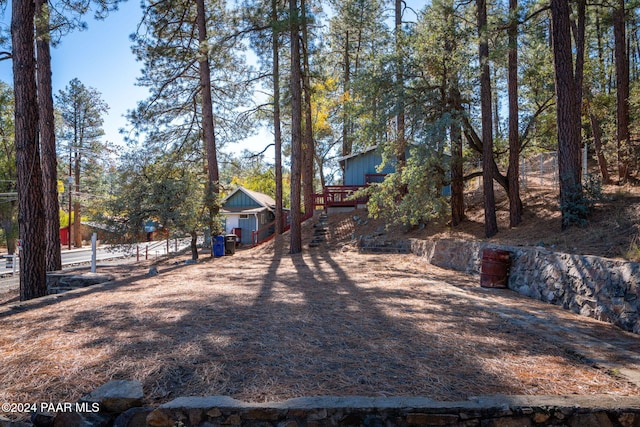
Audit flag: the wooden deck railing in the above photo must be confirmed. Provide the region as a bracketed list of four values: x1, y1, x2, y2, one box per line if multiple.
[313, 185, 368, 210]
[250, 183, 375, 246]
[313, 193, 326, 211]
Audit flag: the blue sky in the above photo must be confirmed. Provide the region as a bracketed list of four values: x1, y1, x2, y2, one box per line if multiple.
[0, 1, 423, 162]
[0, 0, 148, 149]
[0, 0, 272, 158]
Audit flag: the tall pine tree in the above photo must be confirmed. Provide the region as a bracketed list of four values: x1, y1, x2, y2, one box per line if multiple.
[12, 0, 47, 300]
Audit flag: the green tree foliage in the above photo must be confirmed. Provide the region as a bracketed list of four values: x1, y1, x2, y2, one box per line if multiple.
[366, 145, 449, 227]
[118, 0, 640, 234]
[129, 0, 251, 157]
[241, 0, 291, 233]
[3, 0, 125, 299]
[56, 78, 111, 246]
[325, 0, 390, 155]
[339, 0, 640, 230]
[0, 0, 127, 286]
[28, 0, 640, 243]
[129, 0, 255, 246]
[349, 0, 474, 227]
[103, 152, 212, 260]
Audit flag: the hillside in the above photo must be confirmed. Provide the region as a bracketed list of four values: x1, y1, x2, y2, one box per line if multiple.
[300, 184, 640, 261]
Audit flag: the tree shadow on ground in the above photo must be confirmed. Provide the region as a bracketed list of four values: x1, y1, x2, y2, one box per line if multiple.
[0, 248, 637, 409]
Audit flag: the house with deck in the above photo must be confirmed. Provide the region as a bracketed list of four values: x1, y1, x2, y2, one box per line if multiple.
[221, 187, 277, 245]
[315, 145, 406, 212]
[340, 145, 398, 186]
[314, 145, 449, 212]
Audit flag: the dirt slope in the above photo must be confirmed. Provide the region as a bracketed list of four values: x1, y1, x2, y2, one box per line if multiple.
[313, 184, 640, 261]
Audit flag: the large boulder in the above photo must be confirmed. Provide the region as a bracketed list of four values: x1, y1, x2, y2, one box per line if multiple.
[80, 380, 143, 414]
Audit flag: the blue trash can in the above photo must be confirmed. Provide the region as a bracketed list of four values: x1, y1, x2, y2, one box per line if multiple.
[213, 235, 225, 257]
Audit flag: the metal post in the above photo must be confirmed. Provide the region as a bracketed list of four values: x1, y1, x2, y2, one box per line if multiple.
[540, 153, 544, 186]
[136, 245, 139, 262]
[91, 233, 97, 273]
[145, 245, 148, 260]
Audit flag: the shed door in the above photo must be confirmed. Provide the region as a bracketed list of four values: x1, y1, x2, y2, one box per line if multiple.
[225, 215, 239, 234]
[238, 215, 254, 244]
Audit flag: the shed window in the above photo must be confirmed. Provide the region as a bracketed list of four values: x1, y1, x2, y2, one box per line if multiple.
[239, 214, 249, 219]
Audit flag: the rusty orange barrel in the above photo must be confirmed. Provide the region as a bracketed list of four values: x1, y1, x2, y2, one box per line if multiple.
[480, 248, 511, 288]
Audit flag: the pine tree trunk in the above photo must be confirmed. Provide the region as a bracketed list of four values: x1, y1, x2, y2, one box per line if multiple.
[190, 231, 199, 260]
[289, 0, 303, 254]
[591, 10, 610, 185]
[613, 0, 630, 183]
[450, 112, 465, 226]
[2, 217, 16, 255]
[395, 0, 406, 166]
[74, 154, 82, 248]
[196, 0, 219, 245]
[595, 12, 606, 87]
[588, 110, 610, 184]
[632, 13, 640, 79]
[36, 0, 62, 271]
[12, 0, 47, 300]
[444, 0, 464, 227]
[573, 0, 585, 114]
[272, 0, 284, 235]
[492, 67, 500, 140]
[316, 153, 326, 190]
[550, 0, 583, 229]
[74, 201, 82, 247]
[301, 0, 314, 215]
[477, 0, 498, 237]
[507, 0, 522, 228]
[342, 30, 351, 161]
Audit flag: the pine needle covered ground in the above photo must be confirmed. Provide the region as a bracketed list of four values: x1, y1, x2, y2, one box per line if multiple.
[1, 184, 640, 421]
[0, 244, 638, 420]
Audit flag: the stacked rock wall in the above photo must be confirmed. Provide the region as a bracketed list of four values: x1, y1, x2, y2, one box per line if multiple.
[142, 395, 640, 427]
[5, 394, 639, 427]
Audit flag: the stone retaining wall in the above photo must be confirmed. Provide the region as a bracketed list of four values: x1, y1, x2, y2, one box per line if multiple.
[410, 238, 640, 334]
[5, 393, 640, 427]
[145, 395, 640, 427]
[359, 237, 412, 254]
[46, 272, 115, 295]
[146, 396, 640, 427]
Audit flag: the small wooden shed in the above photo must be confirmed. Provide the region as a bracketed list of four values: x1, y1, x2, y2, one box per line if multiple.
[221, 187, 276, 245]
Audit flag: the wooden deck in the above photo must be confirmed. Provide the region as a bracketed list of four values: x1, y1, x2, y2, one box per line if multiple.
[252, 182, 376, 246]
[313, 185, 369, 210]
